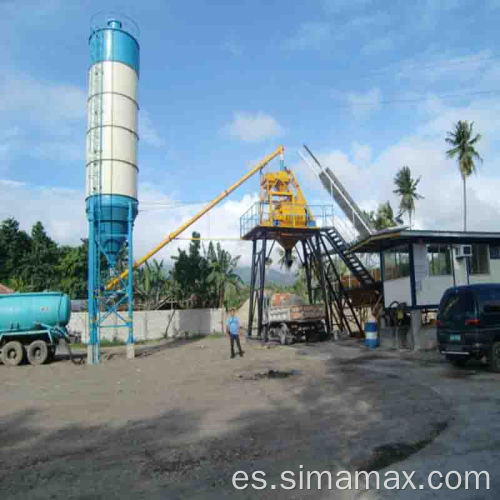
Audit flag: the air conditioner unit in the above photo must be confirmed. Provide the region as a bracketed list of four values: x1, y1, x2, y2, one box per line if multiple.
[455, 245, 472, 259]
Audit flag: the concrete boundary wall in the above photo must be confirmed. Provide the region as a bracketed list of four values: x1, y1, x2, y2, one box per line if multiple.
[70, 308, 226, 343]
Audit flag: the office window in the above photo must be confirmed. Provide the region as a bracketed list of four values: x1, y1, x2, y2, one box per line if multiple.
[427, 244, 451, 276]
[489, 246, 500, 259]
[470, 244, 490, 275]
[384, 245, 410, 280]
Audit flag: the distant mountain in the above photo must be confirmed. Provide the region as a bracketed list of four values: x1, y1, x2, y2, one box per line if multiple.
[161, 263, 296, 286]
[236, 266, 296, 286]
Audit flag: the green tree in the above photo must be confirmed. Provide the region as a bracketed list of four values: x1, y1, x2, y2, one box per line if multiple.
[445, 120, 483, 231]
[135, 259, 172, 310]
[19, 221, 60, 291]
[206, 242, 243, 308]
[171, 232, 209, 304]
[393, 166, 423, 228]
[56, 241, 88, 298]
[364, 202, 399, 231]
[0, 218, 31, 283]
[291, 266, 308, 300]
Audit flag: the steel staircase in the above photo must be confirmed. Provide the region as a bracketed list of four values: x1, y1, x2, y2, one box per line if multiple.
[322, 227, 376, 287]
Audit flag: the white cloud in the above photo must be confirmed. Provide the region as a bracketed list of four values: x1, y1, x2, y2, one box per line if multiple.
[0, 74, 85, 124]
[0, 181, 86, 245]
[224, 112, 284, 142]
[140, 111, 165, 147]
[285, 11, 390, 51]
[0, 179, 261, 267]
[302, 99, 499, 236]
[136, 186, 259, 266]
[0, 178, 26, 188]
[395, 50, 494, 85]
[351, 142, 372, 166]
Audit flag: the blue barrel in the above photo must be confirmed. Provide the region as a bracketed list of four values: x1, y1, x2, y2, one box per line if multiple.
[0, 292, 71, 333]
[364, 315, 379, 349]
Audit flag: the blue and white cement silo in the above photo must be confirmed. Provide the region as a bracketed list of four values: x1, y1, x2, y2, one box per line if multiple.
[86, 15, 140, 364]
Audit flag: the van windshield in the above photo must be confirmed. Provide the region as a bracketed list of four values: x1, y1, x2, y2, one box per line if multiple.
[440, 290, 475, 321]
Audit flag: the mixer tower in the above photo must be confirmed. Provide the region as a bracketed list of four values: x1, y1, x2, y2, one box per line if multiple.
[240, 151, 363, 339]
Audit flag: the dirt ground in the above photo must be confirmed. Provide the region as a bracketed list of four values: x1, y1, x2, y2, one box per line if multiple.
[0, 336, 477, 499]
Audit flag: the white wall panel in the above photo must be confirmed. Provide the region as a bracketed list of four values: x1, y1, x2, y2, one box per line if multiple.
[86, 161, 137, 198]
[88, 61, 138, 102]
[384, 277, 412, 308]
[88, 94, 138, 132]
[86, 59, 138, 200]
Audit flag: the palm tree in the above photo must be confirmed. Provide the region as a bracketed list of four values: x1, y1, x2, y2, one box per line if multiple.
[445, 120, 483, 231]
[393, 166, 424, 228]
[206, 243, 243, 308]
[135, 259, 171, 310]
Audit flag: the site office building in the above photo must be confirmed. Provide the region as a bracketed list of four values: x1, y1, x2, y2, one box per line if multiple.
[351, 229, 500, 310]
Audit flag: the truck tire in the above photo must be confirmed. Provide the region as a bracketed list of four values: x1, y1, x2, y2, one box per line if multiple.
[261, 326, 269, 344]
[447, 356, 468, 368]
[279, 325, 290, 345]
[48, 345, 56, 362]
[27, 340, 49, 365]
[1, 341, 25, 366]
[489, 342, 500, 373]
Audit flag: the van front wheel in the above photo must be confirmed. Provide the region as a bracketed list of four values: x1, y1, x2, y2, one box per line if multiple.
[489, 342, 500, 372]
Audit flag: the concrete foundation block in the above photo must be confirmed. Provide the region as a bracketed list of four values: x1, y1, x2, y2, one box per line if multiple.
[126, 343, 135, 359]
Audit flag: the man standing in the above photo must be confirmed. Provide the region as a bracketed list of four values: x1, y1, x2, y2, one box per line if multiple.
[226, 308, 244, 359]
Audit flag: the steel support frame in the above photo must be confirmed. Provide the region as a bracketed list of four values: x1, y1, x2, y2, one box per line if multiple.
[247, 229, 333, 339]
[87, 200, 135, 364]
[246, 228, 363, 340]
[300, 236, 339, 334]
[300, 231, 363, 336]
[247, 237, 270, 338]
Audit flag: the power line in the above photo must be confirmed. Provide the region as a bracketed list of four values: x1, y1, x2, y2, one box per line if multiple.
[334, 89, 500, 109]
[366, 53, 500, 78]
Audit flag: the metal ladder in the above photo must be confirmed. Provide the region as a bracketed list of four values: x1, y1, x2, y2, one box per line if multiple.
[322, 227, 376, 287]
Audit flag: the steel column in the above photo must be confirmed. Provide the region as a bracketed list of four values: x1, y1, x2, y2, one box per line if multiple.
[247, 239, 258, 337]
[257, 237, 267, 338]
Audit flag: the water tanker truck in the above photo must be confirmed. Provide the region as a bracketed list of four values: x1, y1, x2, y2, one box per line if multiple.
[0, 292, 71, 366]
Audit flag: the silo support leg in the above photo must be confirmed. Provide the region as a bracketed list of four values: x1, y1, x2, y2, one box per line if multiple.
[126, 201, 135, 359]
[126, 342, 135, 359]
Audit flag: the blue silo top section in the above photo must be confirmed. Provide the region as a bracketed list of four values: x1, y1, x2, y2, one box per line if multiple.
[90, 19, 140, 74]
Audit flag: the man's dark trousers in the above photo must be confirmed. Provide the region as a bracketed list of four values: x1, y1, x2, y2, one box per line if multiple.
[230, 334, 243, 357]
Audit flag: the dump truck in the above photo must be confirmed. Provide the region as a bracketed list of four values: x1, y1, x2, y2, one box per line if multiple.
[262, 293, 327, 344]
[0, 292, 71, 366]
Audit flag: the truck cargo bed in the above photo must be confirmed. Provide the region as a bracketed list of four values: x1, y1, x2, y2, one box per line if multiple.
[268, 304, 324, 323]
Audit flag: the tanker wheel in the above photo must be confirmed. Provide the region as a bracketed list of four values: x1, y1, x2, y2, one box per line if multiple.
[1, 341, 25, 366]
[27, 340, 49, 365]
[48, 345, 56, 362]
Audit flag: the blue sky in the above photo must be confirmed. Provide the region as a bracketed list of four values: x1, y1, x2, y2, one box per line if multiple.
[1, 0, 500, 265]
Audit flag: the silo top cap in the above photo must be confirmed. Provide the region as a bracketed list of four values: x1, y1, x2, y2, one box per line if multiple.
[107, 19, 122, 29]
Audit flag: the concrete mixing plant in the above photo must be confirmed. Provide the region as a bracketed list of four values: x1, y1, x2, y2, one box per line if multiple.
[86, 15, 140, 364]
